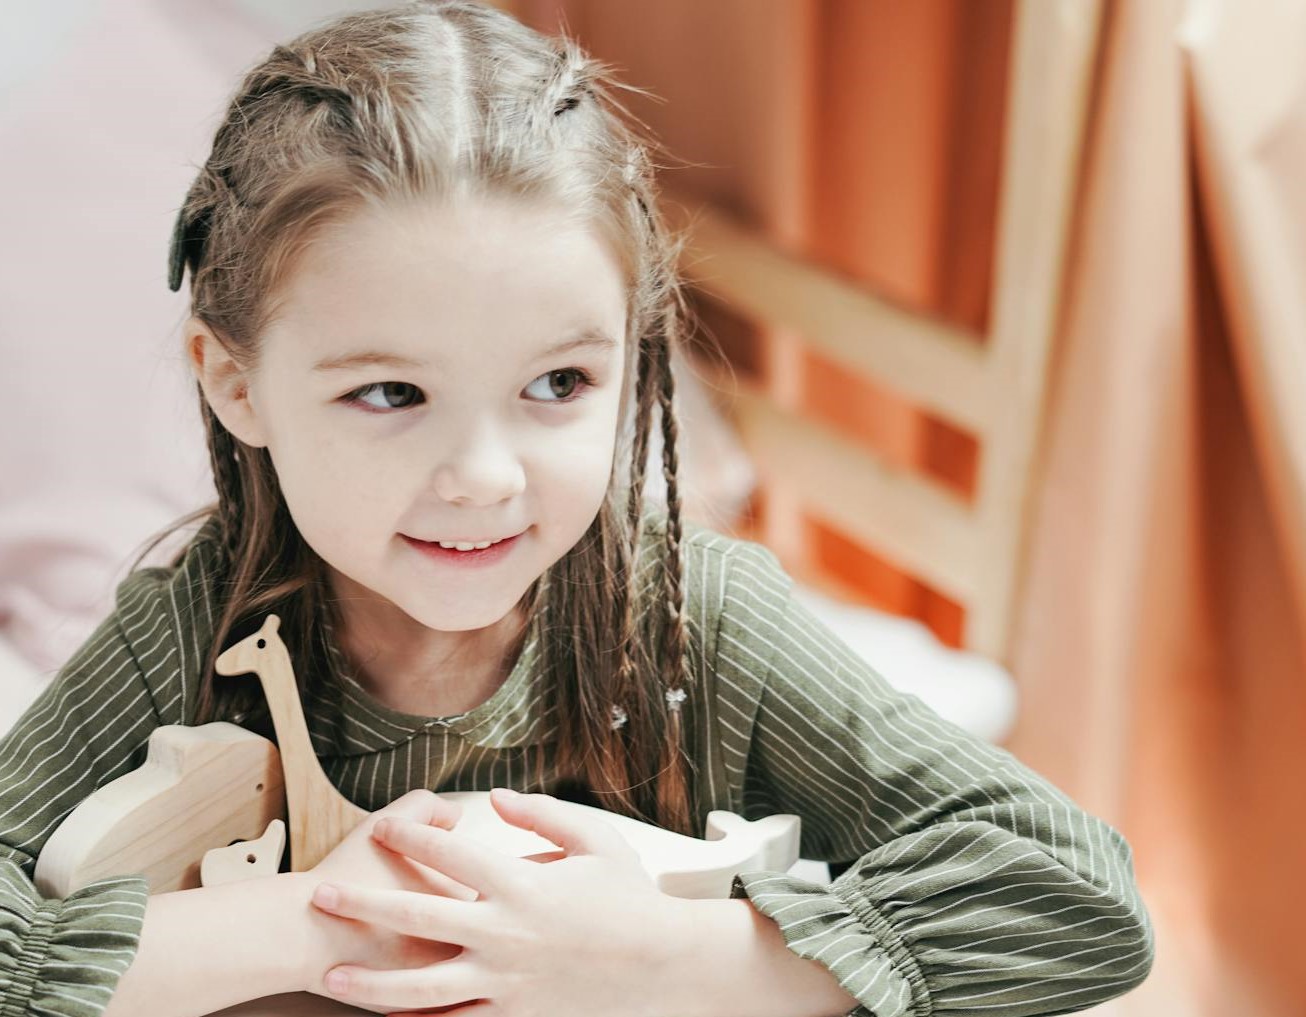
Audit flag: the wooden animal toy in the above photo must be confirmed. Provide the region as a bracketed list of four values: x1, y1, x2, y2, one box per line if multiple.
[433, 790, 799, 899]
[201, 818, 287, 886]
[35, 722, 285, 897]
[213, 614, 367, 870]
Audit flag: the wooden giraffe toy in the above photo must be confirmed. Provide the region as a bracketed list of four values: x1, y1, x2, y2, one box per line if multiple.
[213, 614, 368, 871]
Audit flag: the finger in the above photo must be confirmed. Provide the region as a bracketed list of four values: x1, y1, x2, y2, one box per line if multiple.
[372, 819, 504, 898]
[488, 787, 629, 860]
[378, 788, 463, 830]
[311, 882, 483, 946]
[323, 956, 483, 1010]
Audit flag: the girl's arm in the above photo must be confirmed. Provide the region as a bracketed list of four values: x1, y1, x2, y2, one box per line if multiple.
[0, 612, 167, 1014]
[0, 534, 232, 1014]
[705, 541, 1156, 1017]
[0, 627, 330, 1017]
[101, 872, 323, 1017]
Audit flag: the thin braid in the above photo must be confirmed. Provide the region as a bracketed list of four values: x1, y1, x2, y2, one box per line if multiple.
[602, 323, 660, 795]
[653, 332, 696, 836]
[201, 394, 244, 565]
[593, 149, 661, 788]
[625, 328, 659, 544]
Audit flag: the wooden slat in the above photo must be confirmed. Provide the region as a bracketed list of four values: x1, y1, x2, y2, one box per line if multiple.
[665, 0, 1105, 662]
[692, 358, 979, 603]
[966, 0, 1106, 657]
[663, 195, 993, 436]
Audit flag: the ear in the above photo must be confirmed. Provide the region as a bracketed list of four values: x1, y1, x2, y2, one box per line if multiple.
[185, 316, 269, 449]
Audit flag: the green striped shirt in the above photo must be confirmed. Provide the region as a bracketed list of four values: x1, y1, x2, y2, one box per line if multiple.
[0, 511, 1154, 1016]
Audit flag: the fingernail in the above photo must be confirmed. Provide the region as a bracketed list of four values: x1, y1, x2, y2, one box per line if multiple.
[373, 818, 391, 839]
[494, 786, 520, 798]
[313, 884, 339, 910]
[326, 969, 349, 994]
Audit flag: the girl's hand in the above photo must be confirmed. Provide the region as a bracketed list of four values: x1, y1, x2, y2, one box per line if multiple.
[300, 789, 474, 1009]
[309, 787, 687, 1017]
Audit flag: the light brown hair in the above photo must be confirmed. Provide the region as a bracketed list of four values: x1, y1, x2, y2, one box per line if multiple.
[144, 0, 704, 835]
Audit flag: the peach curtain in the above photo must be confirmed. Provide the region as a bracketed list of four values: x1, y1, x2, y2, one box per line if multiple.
[512, 2, 1306, 1013]
[1009, 2, 1306, 1013]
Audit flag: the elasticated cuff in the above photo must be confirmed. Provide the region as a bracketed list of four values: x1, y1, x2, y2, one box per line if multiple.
[730, 869, 932, 1017]
[2, 875, 148, 1017]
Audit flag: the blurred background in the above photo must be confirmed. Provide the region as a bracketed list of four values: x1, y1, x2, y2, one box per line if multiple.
[2, 2, 1304, 1015]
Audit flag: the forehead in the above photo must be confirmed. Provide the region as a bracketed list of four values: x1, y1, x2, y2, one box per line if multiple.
[264, 190, 629, 361]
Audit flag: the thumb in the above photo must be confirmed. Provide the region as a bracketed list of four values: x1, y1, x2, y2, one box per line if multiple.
[490, 787, 620, 858]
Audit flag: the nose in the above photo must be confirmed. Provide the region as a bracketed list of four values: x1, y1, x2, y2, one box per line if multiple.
[430, 416, 526, 506]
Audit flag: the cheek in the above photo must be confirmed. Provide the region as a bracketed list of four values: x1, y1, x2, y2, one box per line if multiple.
[543, 419, 621, 523]
[268, 426, 403, 531]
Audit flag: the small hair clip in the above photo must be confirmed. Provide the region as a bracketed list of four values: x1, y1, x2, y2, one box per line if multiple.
[167, 206, 189, 292]
[664, 687, 686, 711]
[610, 703, 628, 730]
[167, 172, 214, 293]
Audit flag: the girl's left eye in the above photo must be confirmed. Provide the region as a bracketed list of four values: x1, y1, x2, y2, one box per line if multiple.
[341, 368, 597, 413]
[522, 367, 596, 403]
[342, 382, 424, 412]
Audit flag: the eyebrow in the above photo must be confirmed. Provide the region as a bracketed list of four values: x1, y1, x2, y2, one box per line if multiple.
[311, 328, 619, 373]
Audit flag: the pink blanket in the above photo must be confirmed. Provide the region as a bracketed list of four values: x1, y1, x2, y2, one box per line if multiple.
[0, 0, 272, 675]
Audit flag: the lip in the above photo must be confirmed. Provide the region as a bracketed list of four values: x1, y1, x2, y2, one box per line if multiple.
[401, 531, 524, 566]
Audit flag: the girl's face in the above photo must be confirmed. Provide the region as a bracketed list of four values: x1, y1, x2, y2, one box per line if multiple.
[199, 189, 629, 639]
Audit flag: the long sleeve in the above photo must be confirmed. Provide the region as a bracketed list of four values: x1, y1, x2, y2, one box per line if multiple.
[0, 564, 194, 1016]
[715, 542, 1155, 1017]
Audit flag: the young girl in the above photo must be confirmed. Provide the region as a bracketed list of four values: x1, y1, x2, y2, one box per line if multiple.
[0, 2, 1155, 1015]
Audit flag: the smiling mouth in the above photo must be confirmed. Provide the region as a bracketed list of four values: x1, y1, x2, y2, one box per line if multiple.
[400, 532, 524, 559]
[430, 537, 510, 550]
[405, 531, 522, 549]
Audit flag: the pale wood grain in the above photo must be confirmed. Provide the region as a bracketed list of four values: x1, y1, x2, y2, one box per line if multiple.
[215, 615, 368, 871]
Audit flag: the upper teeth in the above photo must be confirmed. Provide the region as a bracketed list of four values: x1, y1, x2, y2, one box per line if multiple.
[436, 537, 506, 551]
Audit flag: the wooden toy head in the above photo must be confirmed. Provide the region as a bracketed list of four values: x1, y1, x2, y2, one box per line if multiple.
[215, 614, 283, 677]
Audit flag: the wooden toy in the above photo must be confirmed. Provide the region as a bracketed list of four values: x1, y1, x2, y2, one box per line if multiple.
[35, 722, 285, 897]
[201, 818, 287, 886]
[213, 614, 368, 871]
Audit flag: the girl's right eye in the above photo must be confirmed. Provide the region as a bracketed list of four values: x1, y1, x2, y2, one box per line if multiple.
[341, 382, 424, 412]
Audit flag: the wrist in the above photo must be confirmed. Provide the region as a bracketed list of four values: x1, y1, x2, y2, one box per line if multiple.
[658, 897, 756, 1017]
[661, 895, 860, 1017]
[281, 870, 339, 994]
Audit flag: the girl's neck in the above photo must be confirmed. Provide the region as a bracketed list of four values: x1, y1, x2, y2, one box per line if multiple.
[325, 572, 529, 718]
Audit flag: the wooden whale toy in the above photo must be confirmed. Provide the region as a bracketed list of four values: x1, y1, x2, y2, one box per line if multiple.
[35, 722, 285, 898]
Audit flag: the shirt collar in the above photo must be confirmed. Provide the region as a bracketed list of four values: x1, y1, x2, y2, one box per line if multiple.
[305, 602, 547, 756]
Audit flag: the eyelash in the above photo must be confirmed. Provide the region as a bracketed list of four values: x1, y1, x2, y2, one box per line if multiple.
[340, 367, 598, 413]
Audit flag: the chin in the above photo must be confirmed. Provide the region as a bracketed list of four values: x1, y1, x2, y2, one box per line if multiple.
[396, 594, 521, 634]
